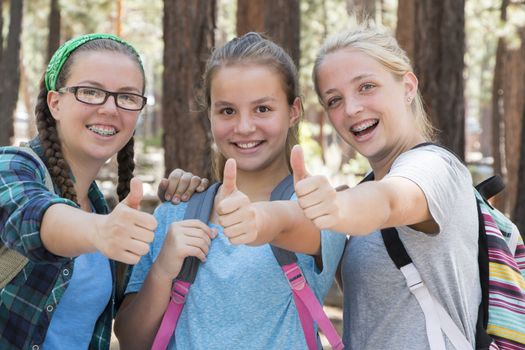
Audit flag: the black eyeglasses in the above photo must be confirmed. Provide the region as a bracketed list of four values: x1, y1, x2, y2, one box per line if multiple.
[58, 86, 147, 111]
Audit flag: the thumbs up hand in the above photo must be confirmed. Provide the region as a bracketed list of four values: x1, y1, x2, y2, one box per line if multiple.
[216, 159, 260, 245]
[93, 177, 157, 264]
[291, 145, 341, 231]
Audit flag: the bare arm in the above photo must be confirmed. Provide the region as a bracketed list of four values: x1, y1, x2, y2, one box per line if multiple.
[40, 179, 157, 264]
[114, 264, 173, 350]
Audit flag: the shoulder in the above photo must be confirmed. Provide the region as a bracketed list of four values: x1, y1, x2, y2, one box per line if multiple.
[391, 144, 471, 182]
[153, 201, 189, 231]
[0, 146, 48, 181]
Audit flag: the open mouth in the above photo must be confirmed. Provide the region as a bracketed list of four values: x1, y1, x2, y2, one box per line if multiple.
[87, 125, 118, 137]
[350, 119, 379, 137]
[233, 141, 264, 150]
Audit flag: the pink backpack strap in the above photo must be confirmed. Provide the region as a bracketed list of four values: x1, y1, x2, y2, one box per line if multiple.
[151, 280, 191, 350]
[283, 263, 344, 350]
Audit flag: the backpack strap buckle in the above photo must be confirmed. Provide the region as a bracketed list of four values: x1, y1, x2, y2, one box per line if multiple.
[171, 280, 190, 304]
[283, 263, 306, 291]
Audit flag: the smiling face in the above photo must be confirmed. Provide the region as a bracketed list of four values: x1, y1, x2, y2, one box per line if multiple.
[47, 50, 144, 165]
[209, 64, 300, 175]
[317, 48, 421, 165]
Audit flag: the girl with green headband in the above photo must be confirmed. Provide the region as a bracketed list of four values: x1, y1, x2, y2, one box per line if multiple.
[0, 33, 202, 349]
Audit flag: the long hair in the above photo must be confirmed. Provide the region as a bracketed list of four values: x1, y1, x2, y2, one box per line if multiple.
[36, 38, 145, 203]
[200, 32, 302, 181]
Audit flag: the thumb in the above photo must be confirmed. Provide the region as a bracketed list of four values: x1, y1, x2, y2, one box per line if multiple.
[123, 177, 143, 209]
[291, 145, 309, 185]
[222, 158, 237, 197]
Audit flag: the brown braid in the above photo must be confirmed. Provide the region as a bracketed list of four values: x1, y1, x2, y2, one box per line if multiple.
[116, 136, 135, 201]
[35, 79, 78, 203]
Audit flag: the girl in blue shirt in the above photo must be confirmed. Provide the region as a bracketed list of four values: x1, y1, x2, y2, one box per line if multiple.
[115, 33, 344, 350]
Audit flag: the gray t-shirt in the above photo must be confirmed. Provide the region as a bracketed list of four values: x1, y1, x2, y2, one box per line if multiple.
[342, 145, 480, 350]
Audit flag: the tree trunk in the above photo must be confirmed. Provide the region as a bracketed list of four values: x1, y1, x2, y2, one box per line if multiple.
[490, 0, 509, 211]
[395, 0, 415, 63]
[511, 28, 525, 225]
[346, 0, 376, 23]
[413, 0, 465, 160]
[0, 0, 24, 146]
[236, 0, 300, 67]
[0, 0, 4, 64]
[502, 45, 525, 217]
[47, 0, 60, 62]
[162, 0, 215, 178]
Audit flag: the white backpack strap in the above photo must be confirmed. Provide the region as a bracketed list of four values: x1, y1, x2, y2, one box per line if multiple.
[508, 224, 519, 256]
[400, 264, 473, 350]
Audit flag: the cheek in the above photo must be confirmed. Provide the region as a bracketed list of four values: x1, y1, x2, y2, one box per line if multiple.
[210, 119, 230, 143]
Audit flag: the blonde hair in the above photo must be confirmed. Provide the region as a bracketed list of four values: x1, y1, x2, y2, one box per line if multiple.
[313, 25, 435, 141]
[201, 32, 301, 181]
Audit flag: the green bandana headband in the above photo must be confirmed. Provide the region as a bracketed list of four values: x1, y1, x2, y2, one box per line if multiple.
[45, 33, 143, 91]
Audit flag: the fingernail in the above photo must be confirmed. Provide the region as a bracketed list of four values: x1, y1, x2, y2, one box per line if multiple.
[197, 186, 204, 192]
[181, 194, 188, 201]
[172, 196, 180, 204]
[165, 194, 171, 201]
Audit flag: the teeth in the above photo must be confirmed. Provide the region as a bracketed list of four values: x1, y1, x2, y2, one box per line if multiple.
[351, 120, 378, 133]
[87, 125, 117, 136]
[236, 141, 260, 149]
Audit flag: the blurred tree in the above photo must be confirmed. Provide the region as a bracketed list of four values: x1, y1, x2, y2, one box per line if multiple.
[514, 28, 525, 237]
[491, 0, 509, 211]
[346, 0, 376, 23]
[0, 0, 23, 146]
[1, 0, 4, 64]
[236, 0, 300, 67]
[162, 0, 215, 178]
[413, 0, 466, 160]
[395, 0, 415, 62]
[47, 0, 60, 61]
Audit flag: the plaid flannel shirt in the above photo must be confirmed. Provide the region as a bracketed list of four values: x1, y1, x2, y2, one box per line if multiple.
[0, 139, 118, 350]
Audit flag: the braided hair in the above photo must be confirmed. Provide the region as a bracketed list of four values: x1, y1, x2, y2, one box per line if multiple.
[36, 38, 145, 203]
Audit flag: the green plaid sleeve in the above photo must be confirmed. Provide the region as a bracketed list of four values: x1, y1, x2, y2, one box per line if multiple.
[0, 146, 77, 263]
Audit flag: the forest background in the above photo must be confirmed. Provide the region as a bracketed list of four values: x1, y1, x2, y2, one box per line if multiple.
[1, 0, 525, 234]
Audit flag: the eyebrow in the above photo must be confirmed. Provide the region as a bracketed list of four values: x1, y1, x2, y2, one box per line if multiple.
[213, 96, 277, 108]
[75, 80, 142, 94]
[323, 73, 375, 96]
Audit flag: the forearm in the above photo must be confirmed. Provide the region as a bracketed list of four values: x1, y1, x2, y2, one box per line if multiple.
[251, 201, 321, 254]
[40, 203, 102, 257]
[114, 263, 174, 349]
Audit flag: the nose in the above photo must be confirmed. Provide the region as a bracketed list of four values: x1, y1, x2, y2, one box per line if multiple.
[234, 113, 256, 134]
[98, 94, 118, 115]
[344, 95, 363, 117]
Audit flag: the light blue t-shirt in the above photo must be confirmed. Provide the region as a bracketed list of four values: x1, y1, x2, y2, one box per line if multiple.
[43, 251, 112, 349]
[127, 196, 345, 350]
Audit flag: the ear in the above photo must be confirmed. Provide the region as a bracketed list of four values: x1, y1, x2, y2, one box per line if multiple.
[289, 97, 302, 127]
[403, 72, 418, 101]
[47, 90, 62, 121]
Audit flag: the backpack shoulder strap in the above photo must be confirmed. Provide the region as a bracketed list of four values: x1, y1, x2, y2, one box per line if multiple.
[152, 183, 220, 350]
[269, 175, 344, 350]
[177, 182, 221, 283]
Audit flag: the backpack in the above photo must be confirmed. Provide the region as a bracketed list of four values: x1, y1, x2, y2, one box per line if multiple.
[151, 175, 344, 350]
[363, 165, 525, 349]
[0, 145, 55, 289]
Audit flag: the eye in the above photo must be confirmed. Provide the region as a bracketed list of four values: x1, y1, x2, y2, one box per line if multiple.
[220, 107, 235, 116]
[326, 96, 341, 108]
[359, 83, 376, 92]
[255, 105, 270, 113]
[79, 87, 102, 97]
